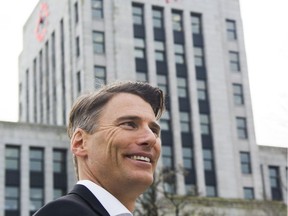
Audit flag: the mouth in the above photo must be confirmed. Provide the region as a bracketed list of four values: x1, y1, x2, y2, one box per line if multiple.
[129, 155, 151, 163]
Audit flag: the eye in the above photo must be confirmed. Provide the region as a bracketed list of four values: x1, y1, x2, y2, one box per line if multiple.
[120, 121, 137, 129]
[150, 126, 160, 137]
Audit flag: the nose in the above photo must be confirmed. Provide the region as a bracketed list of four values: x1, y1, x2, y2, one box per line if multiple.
[136, 126, 158, 148]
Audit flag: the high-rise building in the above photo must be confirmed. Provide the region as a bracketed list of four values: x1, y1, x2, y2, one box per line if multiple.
[11, 0, 287, 215]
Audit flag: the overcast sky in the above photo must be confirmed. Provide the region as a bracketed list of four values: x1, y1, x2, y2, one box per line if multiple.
[0, 0, 287, 147]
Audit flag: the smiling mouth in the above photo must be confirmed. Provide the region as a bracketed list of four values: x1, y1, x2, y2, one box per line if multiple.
[130, 155, 151, 163]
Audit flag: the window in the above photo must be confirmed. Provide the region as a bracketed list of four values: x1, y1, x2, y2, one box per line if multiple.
[92, 0, 103, 19]
[30, 148, 44, 172]
[74, 2, 79, 23]
[194, 47, 204, 67]
[92, 31, 105, 54]
[180, 112, 190, 133]
[233, 83, 244, 105]
[159, 111, 170, 131]
[53, 150, 66, 173]
[136, 72, 148, 82]
[229, 51, 240, 71]
[177, 77, 188, 98]
[200, 114, 210, 135]
[154, 41, 165, 62]
[191, 14, 201, 34]
[152, 8, 164, 29]
[226, 19, 237, 40]
[76, 36, 80, 57]
[134, 38, 146, 59]
[203, 149, 213, 171]
[5, 186, 19, 211]
[244, 187, 254, 199]
[132, 4, 144, 25]
[172, 11, 182, 31]
[236, 117, 248, 139]
[206, 185, 216, 197]
[182, 147, 193, 169]
[30, 188, 44, 213]
[269, 166, 282, 200]
[162, 145, 173, 168]
[174, 44, 185, 64]
[94, 66, 106, 88]
[5, 146, 20, 170]
[157, 74, 168, 94]
[240, 152, 252, 174]
[197, 80, 207, 101]
[76, 71, 81, 94]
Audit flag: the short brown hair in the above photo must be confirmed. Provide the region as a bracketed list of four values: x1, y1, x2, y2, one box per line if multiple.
[67, 81, 165, 138]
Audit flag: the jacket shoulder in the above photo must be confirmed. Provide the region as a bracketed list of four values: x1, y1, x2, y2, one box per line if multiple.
[33, 194, 103, 216]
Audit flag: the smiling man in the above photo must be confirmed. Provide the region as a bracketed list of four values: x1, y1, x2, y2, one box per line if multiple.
[33, 81, 165, 216]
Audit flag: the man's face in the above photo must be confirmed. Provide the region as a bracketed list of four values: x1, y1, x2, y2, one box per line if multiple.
[82, 93, 161, 193]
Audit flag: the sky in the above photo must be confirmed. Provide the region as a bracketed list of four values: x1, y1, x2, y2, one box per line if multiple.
[0, 1, 287, 147]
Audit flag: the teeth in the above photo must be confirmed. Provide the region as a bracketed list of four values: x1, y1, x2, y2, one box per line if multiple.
[131, 155, 151, 163]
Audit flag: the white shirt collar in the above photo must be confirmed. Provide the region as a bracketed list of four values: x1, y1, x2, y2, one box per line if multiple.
[77, 180, 133, 216]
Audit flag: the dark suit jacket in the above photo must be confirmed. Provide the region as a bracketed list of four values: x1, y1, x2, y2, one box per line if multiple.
[33, 184, 110, 216]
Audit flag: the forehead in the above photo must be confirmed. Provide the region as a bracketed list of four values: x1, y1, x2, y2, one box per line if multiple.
[100, 93, 156, 120]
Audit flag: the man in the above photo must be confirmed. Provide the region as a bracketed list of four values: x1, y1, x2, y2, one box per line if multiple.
[33, 81, 165, 216]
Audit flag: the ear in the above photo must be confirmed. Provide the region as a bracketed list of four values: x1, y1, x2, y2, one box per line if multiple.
[71, 128, 88, 157]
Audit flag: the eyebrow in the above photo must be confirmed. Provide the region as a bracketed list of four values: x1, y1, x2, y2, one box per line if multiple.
[115, 115, 161, 132]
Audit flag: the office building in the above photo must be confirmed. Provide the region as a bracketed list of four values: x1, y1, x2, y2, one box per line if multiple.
[3, 0, 285, 215]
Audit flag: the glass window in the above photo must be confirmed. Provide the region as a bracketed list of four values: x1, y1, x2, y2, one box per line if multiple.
[226, 19, 237, 40]
[194, 47, 204, 67]
[76, 71, 81, 94]
[152, 8, 163, 29]
[200, 114, 210, 135]
[206, 185, 216, 197]
[182, 147, 193, 169]
[172, 11, 182, 31]
[244, 187, 254, 199]
[134, 38, 146, 59]
[162, 146, 173, 168]
[177, 77, 188, 98]
[197, 80, 207, 101]
[159, 111, 170, 131]
[74, 2, 79, 23]
[240, 152, 252, 174]
[136, 72, 148, 82]
[53, 149, 66, 173]
[30, 188, 44, 212]
[191, 14, 201, 34]
[180, 112, 190, 133]
[132, 4, 144, 25]
[233, 83, 244, 105]
[93, 31, 105, 54]
[5, 146, 20, 170]
[174, 44, 185, 64]
[92, 0, 103, 19]
[269, 167, 280, 188]
[269, 166, 282, 200]
[157, 74, 168, 94]
[94, 66, 106, 88]
[76, 36, 80, 57]
[5, 186, 19, 210]
[154, 41, 165, 62]
[236, 117, 248, 139]
[30, 148, 44, 172]
[203, 149, 213, 171]
[229, 51, 240, 71]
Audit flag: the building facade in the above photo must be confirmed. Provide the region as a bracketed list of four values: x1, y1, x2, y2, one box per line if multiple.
[0, 121, 74, 216]
[12, 0, 287, 215]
